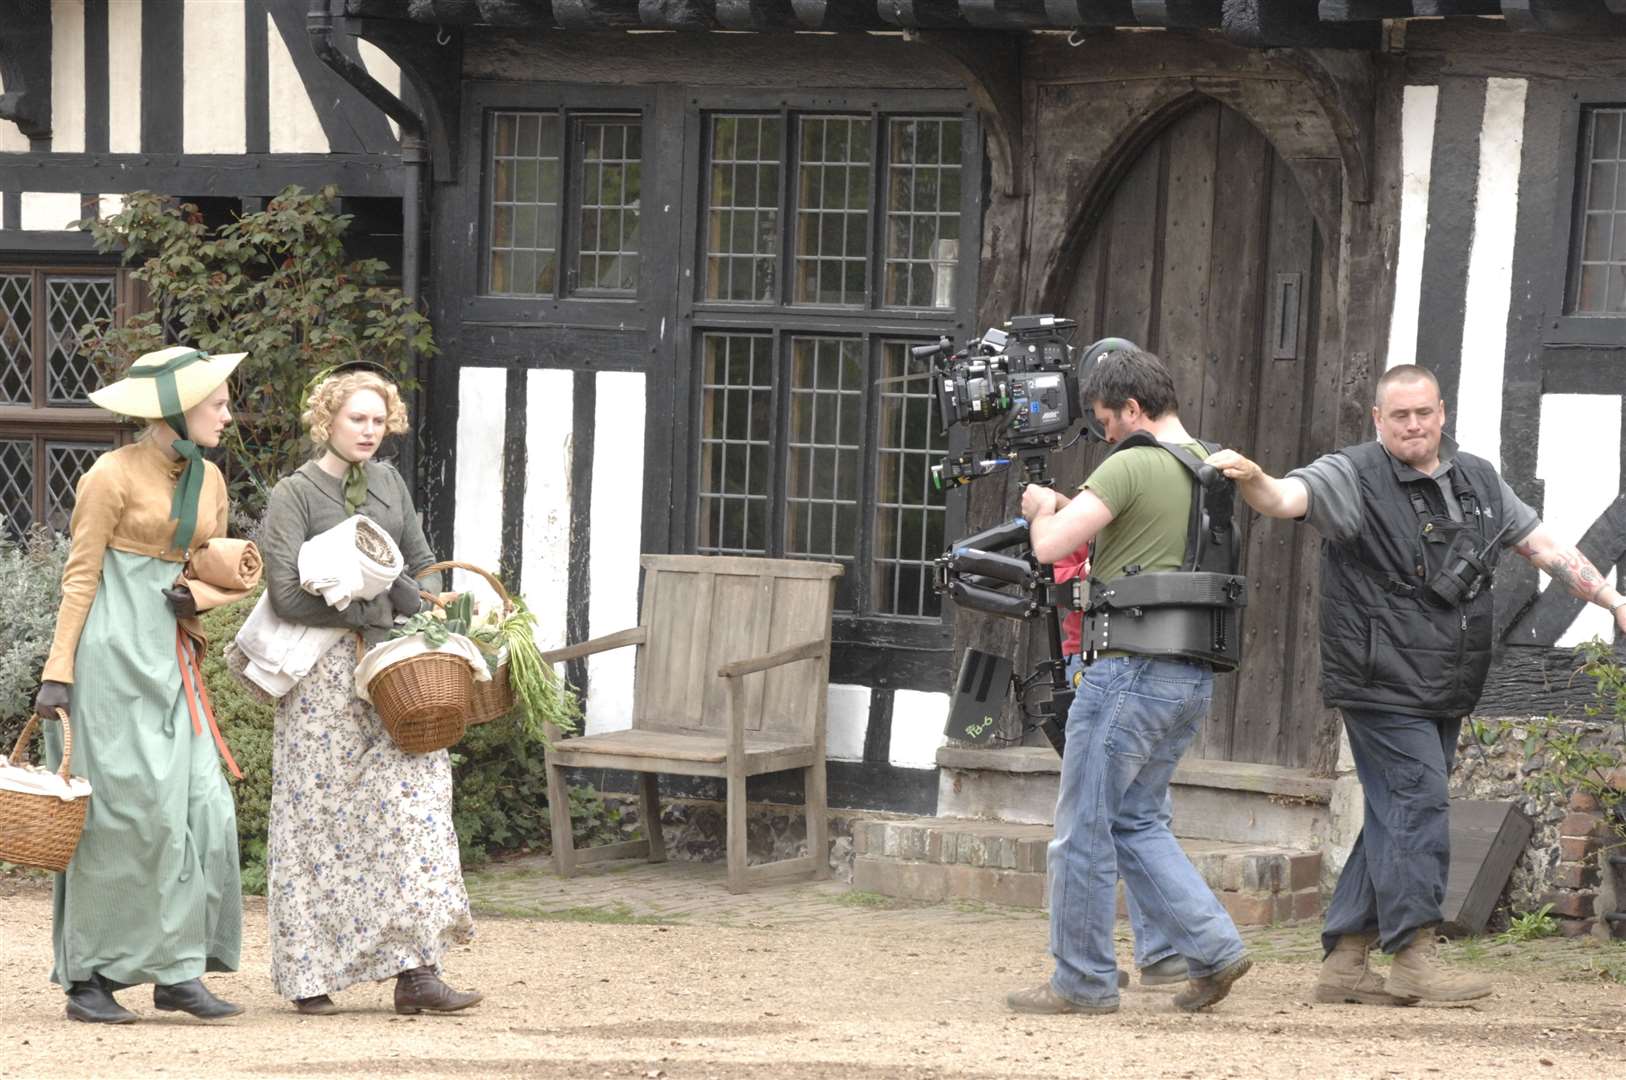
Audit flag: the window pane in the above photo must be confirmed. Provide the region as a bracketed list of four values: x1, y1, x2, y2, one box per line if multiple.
[793, 116, 871, 305]
[884, 117, 963, 309]
[486, 110, 561, 297]
[45, 441, 110, 533]
[697, 334, 773, 555]
[785, 337, 862, 609]
[0, 274, 33, 406]
[0, 439, 35, 538]
[703, 114, 782, 303]
[872, 341, 948, 618]
[46, 276, 114, 405]
[573, 116, 642, 295]
[1570, 107, 1626, 315]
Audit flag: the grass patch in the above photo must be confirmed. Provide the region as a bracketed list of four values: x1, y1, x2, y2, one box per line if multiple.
[471, 898, 681, 925]
[831, 889, 909, 909]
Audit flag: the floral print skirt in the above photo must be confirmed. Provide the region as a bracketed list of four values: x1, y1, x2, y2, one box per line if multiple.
[267, 636, 475, 1000]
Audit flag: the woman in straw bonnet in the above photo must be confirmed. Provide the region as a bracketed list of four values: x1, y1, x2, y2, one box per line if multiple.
[34, 345, 248, 1024]
[258, 363, 479, 1017]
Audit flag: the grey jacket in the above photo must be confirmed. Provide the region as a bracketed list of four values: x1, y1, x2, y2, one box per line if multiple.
[260, 459, 441, 645]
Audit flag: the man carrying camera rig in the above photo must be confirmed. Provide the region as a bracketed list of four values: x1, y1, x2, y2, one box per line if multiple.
[1207, 364, 1626, 1005]
[1008, 347, 1251, 1016]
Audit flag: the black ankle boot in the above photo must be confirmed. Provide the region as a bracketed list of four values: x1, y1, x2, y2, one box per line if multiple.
[65, 974, 137, 1024]
[152, 979, 244, 1020]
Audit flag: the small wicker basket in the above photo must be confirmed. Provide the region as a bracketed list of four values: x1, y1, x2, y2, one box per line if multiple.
[416, 560, 516, 726]
[368, 647, 473, 755]
[0, 709, 90, 873]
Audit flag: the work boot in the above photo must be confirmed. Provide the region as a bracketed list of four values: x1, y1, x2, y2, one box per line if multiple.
[65, 974, 137, 1024]
[1004, 982, 1119, 1015]
[1139, 955, 1189, 986]
[1315, 931, 1417, 1006]
[153, 979, 245, 1019]
[1173, 954, 1252, 1012]
[1384, 926, 1492, 1002]
[394, 966, 483, 1015]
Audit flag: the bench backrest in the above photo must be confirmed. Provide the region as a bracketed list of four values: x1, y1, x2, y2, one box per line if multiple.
[633, 555, 842, 741]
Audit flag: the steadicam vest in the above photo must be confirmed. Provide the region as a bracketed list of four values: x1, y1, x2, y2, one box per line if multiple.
[1318, 441, 1504, 718]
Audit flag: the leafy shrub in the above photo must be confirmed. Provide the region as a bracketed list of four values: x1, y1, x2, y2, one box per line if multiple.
[199, 593, 275, 893]
[0, 523, 72, 755]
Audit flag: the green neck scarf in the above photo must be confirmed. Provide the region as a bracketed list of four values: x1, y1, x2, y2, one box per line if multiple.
[129, 349, 210, 551]
[330, 446, 368, 516]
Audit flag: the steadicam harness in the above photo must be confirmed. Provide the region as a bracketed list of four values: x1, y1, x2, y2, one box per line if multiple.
[1078, 433, 1248, 671]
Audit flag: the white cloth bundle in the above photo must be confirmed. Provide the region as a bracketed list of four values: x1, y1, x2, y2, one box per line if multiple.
[297, 515, 403, 611]
[353, 632, 492, 704]
[0, 761, 91, 802]
[232, 514, 407, 699]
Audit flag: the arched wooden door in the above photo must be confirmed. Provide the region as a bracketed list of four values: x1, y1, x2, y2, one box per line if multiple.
[1054, 99, 1334, 770]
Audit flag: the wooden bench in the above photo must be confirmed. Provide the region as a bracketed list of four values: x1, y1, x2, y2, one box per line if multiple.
[540, 554, 842, 892]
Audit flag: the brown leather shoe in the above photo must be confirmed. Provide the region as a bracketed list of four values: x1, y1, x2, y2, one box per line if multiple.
[294, 995, 339, 1016]
[394, 966, 483, 1015]
[1173, 954, 1252, 1012]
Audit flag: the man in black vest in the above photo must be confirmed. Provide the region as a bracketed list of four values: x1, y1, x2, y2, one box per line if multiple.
[1206, 364, 1626, 1005]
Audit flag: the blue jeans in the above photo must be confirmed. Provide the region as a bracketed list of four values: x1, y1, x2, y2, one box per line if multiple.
[1048, 655, 1245, 1006]
[1321, 707, 1461, 956]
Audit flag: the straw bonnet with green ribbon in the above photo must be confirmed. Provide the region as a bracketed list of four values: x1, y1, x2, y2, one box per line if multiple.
[89, 345, 246, 551]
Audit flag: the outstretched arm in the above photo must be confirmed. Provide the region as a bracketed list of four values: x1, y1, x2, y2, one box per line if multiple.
[1204, 449, 1310, 520]
[1515, 523, 1626, 634]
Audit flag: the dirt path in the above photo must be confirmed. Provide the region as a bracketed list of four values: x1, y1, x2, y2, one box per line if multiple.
[2, 869, 1623, 1080]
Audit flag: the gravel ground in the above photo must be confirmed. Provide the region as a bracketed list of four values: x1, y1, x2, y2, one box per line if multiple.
[1, 873, 1623, 1080]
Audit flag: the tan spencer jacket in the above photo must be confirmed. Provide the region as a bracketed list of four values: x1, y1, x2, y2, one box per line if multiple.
[42, 436, 228, 683]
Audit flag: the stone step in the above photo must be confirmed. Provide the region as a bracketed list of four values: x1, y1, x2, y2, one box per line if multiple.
[850, 815, 1322, 926]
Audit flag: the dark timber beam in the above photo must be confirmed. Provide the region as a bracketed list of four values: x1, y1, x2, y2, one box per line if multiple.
[0, 0, 52, 143]
[958, 0, 1056, 28]
[1317, 0, 1412, 17]
[878, 0, 975, 27]
[789, 0, 896, 27]
[353, 17, 463, 182]
[1131, 0, 1223, 26]
[1043, 0, 1138, 22]
[1223, 0, 1380, 47]
[0, 153, 406, 198]
[1501, 0, 1626, 30]
[1412, 1, 1500, 12]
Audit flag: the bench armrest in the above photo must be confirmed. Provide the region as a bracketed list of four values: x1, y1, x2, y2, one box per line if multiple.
[717, 636, 827, 679]
[538, 627, 648, 665]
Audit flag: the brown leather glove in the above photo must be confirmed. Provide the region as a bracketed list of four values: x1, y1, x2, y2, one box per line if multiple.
[33, 680, 71, 718]
[163, 584, 199, 620]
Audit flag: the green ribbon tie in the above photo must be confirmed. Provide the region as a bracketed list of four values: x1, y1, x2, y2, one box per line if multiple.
[128, 349, 209, 550]
[341, 458, 368, 516]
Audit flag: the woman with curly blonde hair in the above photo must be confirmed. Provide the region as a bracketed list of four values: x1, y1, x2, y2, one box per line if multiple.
[258, 363, 480, 1017]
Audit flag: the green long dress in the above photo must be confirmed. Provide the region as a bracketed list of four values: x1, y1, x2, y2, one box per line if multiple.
[44, 549, 242, 988]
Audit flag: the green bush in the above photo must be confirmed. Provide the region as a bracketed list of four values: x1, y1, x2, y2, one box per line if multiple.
[0, 524, 72, 756]
[200, 592, 609, 887]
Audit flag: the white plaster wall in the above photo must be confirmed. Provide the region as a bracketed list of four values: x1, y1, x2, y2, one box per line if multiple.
[889, 689, 949, 769]
[357, 39, 402, 141]
[97, 194, 125, 220]
[1454, 77, 1528, 470]
[183, 0, 247, 154]
[825, 683, 872, 761]
[452, 367, 508, 611]
[50, 0, 86, 153]
[20, 193, 81, 231]
[267, 10, 327, 153]
[1536, 393, 1623, 648]
[522, 369, 573, 653]
[107, 0, 141, 153]
[1385, 84, 1438, 371]
[585, 371, 646, 734]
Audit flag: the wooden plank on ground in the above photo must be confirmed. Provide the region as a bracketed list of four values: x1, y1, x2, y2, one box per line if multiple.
[1441, 798, 1534, 937]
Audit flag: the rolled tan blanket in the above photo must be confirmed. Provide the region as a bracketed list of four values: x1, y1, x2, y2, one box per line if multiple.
[181, 538, 264, 611]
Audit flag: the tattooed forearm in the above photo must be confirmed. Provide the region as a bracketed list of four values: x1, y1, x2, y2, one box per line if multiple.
[1535, 546, 1608, 602]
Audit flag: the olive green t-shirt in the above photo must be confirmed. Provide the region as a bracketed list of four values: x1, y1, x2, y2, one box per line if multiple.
[1081, 441, 1205, 580]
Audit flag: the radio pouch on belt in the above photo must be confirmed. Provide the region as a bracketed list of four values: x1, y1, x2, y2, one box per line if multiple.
[1080, 435, 1249, 671]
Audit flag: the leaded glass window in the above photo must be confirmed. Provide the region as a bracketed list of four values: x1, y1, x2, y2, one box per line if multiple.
[785, 337, 862, 606]
[794, 116, 872, 306]
[45, 441, 111, 533]
[0, 440, 34, 538]
[46, 276, 114, 404]
[696, 333, 774, 556]
[1570, 107, 1626, 314]
[704, 115, 782, 303]
[884, 118, 962, 309]
[572, 116, 642, 294]
[487, 110, 563, 296]
[874, 341, 948, 617]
